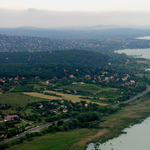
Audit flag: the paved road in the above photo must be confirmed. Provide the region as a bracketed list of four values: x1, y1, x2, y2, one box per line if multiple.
[112, 84, 150, 108]
[0, 118, 70, 144]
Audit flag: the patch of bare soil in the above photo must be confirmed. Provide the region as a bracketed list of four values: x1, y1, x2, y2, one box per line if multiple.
[128, 115, 141, 118]
[100, 118, 124, 127]
[136, 60, 149, 64]
[75, 129, 110, 147]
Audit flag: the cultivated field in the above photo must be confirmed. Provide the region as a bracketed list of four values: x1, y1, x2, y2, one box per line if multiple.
[61, 84, 102, 93]
[61, 84, 118, 94]
[0, 93, 46, 107]
[23, 91, 107, 105]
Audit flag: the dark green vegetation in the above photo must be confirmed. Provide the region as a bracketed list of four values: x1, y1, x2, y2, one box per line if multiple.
[0, 50, 109, 66]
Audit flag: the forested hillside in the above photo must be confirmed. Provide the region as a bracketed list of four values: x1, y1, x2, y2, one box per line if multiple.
[0, 50, 110, 66]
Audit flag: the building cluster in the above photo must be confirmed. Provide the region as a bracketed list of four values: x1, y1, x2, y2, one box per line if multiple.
[1, 34, 149, 52]
[38, 100, 89, 115]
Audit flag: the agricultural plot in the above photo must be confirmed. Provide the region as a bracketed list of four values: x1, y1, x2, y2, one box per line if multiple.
[62, 84, 121, 99]
[23, 91, 107, 106]
[94, 89, 122, 99]
[0, 93, 47, 108]
[61, 84, 102, 93]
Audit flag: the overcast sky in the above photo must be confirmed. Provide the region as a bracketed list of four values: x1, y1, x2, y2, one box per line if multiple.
[1, 0, 150, 28]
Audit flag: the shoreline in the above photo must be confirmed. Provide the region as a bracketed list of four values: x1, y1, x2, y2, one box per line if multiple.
[86, 92, 150, 149]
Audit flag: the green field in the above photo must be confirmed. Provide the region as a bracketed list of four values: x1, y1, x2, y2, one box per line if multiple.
[7, 128, 110, 150]
[61, 84, 102, 93]
[136, 74, 150, 78]
[94, 88, 121, 99]
[0, 92, 47, 108]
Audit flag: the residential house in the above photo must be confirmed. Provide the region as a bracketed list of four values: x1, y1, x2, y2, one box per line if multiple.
[69, 74, 75, 78]
[122, 77, 128, 81]
[85, 75, 90, 78]
[53, 109, 57, 113]
[46, 80, 49, 84]
[69, 104, 73, 107]
[0, 79, 4, 82]
[85, 103, 88, 107]
[61, 100, 64, 104]
[80, 82, 85, 85]
[78, 103, 82, 106]
[74, 91, 77, 94]
[14, 81, 18, 84]
[130, 80, 135, 83]
[72, 81, 77, 85]
[125, 82, 129, 85]
[66, 90, 71, 93]
[4, 115, 19, 121]
[38, 103, 43, 108]
[42, 112, 46, 115]
[63, 109, 68, 113]
[61, 105, 65, 108]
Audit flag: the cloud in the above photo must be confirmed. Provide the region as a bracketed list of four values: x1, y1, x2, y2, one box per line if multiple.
[0, 8, 150, 28]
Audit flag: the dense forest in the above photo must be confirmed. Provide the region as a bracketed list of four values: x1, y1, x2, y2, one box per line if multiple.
[0, 50, 110, 65]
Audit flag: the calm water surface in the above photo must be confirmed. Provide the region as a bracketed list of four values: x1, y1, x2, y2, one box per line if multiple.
[136, 36, 150, 40]
[87, 117, 150, 150]
[116, 36, 150, 59]
[116, 48, 150, 59]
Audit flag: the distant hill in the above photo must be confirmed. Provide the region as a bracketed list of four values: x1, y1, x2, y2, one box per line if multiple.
[1, 26, 150, 39]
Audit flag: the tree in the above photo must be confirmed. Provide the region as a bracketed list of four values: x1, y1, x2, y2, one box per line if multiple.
[57, 120, 64, 126]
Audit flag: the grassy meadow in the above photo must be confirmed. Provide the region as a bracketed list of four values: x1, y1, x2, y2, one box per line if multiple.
[0, 93, 47, 108]
[7, 129, 109, 150]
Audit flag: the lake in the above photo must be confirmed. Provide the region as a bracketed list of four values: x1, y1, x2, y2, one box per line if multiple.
[116, 48, 150, 59]
[136, 36, 150, 40]
[116, 36, 150, 59]
[87, 117, 150, 150]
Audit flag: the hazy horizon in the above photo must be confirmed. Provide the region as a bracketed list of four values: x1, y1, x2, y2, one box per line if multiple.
[1, 0, 150, 28]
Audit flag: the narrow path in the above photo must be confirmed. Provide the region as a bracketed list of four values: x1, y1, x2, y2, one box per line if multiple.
[21, 119, 27, 124]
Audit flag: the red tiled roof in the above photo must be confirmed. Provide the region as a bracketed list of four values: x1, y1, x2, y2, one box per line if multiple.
[78, 103, 82, 106]
[4, 115, 19, 121]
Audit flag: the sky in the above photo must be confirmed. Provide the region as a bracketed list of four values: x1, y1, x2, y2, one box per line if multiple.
[1, 0, 150, 28]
